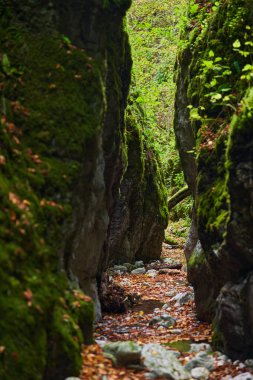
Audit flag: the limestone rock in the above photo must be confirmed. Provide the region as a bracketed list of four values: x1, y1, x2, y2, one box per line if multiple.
[146, 269, 158, 277]
[232, 373, 253, 380]
[103, 341, 142, 367]
[131, 268, 146, 275]
[190, 343, 212, 354]
[185, 352, 214, 371]
[141, 344, 190, 379]
[213, 273, 253, 359]
[245, 359, 253, 369]
[135, 261, 145, 268]
[174, 0, 253, 360]
[171, 292, 194, 306]
[191, 367, 210, 380]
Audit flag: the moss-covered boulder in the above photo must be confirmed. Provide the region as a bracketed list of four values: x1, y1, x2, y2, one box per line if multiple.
[174, 0, 253, 357]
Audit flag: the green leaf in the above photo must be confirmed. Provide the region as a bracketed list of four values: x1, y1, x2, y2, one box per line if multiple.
[209, 50, 214, 58]
[2, 53, 12, 75]
[211, 93, 222, 102]
[190, 107, 201, 120]
[242, 64, 253, 72]
[233, 39, 241, 48]
[210, 79, 217, 87]
[62, 35, 71, 45]
[202, 60, 214, 69]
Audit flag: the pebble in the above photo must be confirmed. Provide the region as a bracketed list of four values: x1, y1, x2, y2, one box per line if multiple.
[245, 359, 253, 368]
[165, 291, 175, 297]
[170, 329, 182, 334]
[163, 258, 176, 264]
[146, 269, 157, 277]
[185, 352, 214, 371]
[160, 314, 176, 326]
[95, 339, 107, 347]
[113, 265, 128, 273]
[171, 291, 194, 306]
[191, 367, 210, 379]
[158, 320, 175, 328]
[149, 316, 162, 326]
[134, 260, 144, 268]
[131, 267, 146, 274]
[232, 373, 253, 380]
[190, 343, 212, 353]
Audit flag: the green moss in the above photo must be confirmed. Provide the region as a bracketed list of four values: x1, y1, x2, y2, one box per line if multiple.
[188, 246, 205, 269]
[164, 231, 178, 246]
[212, 324, 224, 352]
[178, 0, 253, 254]
[0, 6, 100, 379]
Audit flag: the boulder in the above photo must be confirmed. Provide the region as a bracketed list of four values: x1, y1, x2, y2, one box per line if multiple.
[171, 292, 194, 306]
[103, 341, 142, 367]
[191, 367, 210, 380]
[141, 344, 190, 380]
[185, 352, 214, 371]
[213, 273, 253, 359]
[190, 343, 212, 354]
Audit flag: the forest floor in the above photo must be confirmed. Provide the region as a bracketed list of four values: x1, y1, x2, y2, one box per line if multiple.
[80, 244, 253, 380]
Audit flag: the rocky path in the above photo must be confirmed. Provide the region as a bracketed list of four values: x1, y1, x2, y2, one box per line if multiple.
[78, 245, 253, 380]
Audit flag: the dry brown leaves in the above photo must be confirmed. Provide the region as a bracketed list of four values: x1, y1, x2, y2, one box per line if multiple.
[80, 246, 252, 379]
[80, 344, 148, 380]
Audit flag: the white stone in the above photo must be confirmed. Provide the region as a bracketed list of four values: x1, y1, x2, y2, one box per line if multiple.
[142, 343, 190, 380]
[171, 291, 194, 306]
[185, 352, 214, 371]
[191, 367, 210, 379]
[146, 269, 157, 277]
[232, 373, 253, 380]
[131, 267, 146, 274]
[190, 343, 212, 353]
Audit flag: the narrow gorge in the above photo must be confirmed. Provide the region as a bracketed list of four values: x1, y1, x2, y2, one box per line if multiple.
[0, 0, 252, 379]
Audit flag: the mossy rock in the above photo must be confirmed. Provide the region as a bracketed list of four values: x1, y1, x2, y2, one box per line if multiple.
[0, 4, 99, 379]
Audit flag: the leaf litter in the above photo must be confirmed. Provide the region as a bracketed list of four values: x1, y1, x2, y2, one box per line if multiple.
[80, 245, 253, 379]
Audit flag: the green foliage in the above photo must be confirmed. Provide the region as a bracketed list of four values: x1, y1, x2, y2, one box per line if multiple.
[128, 0, 190, 221]
[179, 0, 253, 247]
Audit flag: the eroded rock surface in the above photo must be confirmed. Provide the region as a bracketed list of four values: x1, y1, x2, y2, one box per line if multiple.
[174, 0, 253, 359]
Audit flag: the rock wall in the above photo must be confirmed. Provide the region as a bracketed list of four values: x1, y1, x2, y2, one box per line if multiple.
[174, 0, 253, 359]
[0, 1, 168, 379]
[107, 96, 168, 265]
